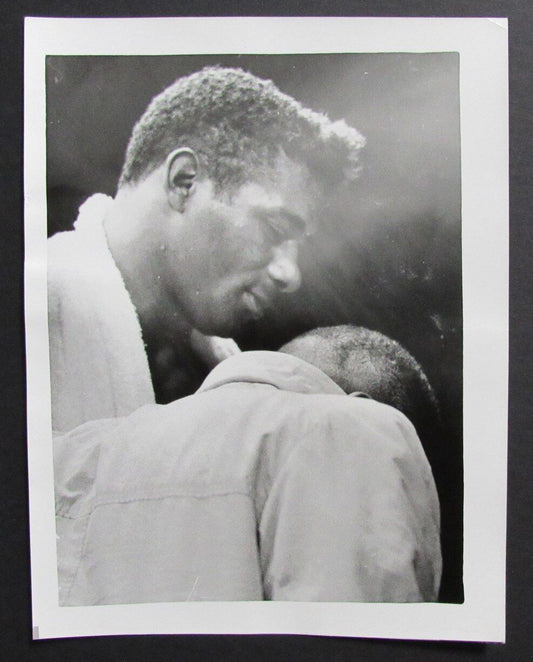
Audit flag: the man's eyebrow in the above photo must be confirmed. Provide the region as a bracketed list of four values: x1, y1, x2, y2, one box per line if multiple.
[252, 207, 308, 236]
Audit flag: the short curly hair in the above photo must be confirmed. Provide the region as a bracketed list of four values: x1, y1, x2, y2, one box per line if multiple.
[118, 66, 365, 193]
[280, 324, 440, 443]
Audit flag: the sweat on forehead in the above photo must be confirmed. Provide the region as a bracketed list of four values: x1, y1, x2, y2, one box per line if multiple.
[118, 66, 365, 192]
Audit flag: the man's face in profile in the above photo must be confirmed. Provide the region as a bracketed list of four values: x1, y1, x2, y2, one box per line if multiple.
[162, 153, 317, 337]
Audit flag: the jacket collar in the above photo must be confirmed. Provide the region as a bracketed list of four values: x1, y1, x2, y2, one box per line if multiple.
[198, 350, 345, 396]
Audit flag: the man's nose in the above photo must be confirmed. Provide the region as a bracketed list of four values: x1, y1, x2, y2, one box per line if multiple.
[266, 240, 302, 293]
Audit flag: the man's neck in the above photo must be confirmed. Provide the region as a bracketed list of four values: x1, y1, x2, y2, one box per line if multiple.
[103, 186, 184, 335]
[102, 187, 207, 401]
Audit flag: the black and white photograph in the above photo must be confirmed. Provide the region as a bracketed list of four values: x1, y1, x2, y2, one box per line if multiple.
[24, 17, 508, 641]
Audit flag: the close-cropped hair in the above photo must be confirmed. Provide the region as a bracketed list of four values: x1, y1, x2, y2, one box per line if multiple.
[280, 325, 440, 445]
[118, 66, 365, 193]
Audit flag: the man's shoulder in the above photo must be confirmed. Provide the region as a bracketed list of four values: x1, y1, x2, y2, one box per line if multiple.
[238, 386, 416, 455]
[48, 227, 88, 277]
[48, 194, 112, 272]
[48, 227, 79, 252]
[47, 229, 96, 317]
[272, 388, 409, 429]
[236, 387, 431, 488]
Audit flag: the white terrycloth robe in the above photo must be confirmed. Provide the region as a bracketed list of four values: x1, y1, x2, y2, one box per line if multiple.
[48, 194, 155, 432]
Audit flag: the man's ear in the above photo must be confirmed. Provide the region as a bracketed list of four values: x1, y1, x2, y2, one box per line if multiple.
[166, 148, 199, 213]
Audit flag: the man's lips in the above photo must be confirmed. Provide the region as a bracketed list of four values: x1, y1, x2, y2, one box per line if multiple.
[242, 291, 264, 319]
[242, 289, 273, 319]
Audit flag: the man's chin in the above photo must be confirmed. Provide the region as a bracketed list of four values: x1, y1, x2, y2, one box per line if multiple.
[188, 298, 263, 338]
[191, 313, 244, 339]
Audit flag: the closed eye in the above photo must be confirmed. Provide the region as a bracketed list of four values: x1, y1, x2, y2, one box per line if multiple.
[255, 208, 307, 244]
[264, 219, 288, 244]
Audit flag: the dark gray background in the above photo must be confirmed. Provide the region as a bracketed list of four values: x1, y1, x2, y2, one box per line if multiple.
[3, 0, 531, 660]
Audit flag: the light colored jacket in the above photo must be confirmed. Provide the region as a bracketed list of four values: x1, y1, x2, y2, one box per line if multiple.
[55, 351, 442, 605]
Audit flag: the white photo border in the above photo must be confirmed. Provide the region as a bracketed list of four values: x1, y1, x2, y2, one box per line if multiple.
[24, 16, 508, 642]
